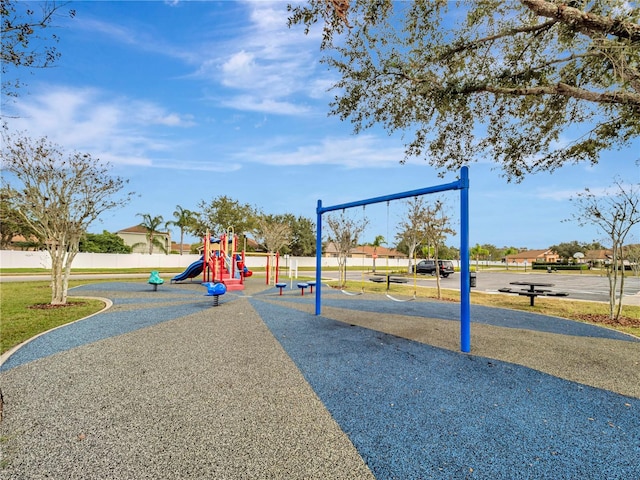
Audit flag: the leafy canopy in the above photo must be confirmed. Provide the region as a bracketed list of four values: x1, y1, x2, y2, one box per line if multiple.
[1, 0, 75, 103]
[288, 0, 640, 180]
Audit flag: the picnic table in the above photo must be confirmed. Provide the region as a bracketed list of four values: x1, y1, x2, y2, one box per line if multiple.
[505, 281, 556, 306]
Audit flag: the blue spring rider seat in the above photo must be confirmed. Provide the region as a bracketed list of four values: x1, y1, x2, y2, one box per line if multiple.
[148, 271, 164, 291]
[203, 282, 227, 307]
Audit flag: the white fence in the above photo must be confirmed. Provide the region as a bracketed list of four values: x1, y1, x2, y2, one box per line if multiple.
[0, 250, 413, 271]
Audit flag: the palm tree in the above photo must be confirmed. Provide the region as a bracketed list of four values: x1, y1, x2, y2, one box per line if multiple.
[470, 244, 489, 271]
[167, 205, 195, 255]
[136, 213, 166, 254]
[371, 235, 386, 273]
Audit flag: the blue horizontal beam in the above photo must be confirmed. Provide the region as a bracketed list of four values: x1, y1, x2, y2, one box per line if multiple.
[317, 178, 466, 215]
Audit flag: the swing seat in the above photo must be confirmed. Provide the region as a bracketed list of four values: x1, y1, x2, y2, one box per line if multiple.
[389, 276, 408, 283]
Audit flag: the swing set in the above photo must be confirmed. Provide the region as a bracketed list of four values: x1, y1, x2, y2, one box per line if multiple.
[338, 203, 418, 302]
[315, 167, 471, 353]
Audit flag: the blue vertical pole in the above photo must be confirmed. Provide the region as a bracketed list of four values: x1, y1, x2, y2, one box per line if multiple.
[315, 199, 323, 315]
[459, 166, 471, 353]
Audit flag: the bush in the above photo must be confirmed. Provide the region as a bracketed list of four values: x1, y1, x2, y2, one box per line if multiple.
[532, 262, 587, 271]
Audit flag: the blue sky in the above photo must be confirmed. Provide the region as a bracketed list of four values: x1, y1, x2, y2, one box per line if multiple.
[4, 1, 639, 249]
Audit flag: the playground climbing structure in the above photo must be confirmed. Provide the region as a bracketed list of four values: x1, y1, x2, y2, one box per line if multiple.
[202, 229, 251, 291]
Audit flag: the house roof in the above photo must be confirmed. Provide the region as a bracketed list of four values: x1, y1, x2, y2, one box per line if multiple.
[117, 225, 169, 235]
[504, 249, 554, 259]
[352, 245, 407, 258]
[324, 242, 407, 258]
[584, 249, 612, 260]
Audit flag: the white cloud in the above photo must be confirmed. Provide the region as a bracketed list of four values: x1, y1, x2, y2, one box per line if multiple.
[534, 185, 618, 201]
[221, 50, 256, 86]
[5, 86, 195, 167]
[72, 3, 331, 117]
[219, 95, 310, 115]
[196, 2, 331, 115]
[235, 135, 408, 169]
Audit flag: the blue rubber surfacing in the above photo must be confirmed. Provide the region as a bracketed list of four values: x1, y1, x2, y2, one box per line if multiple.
[250, 297, 640, 480]
[0, 283, 230, 371]
[268, 293, 638, 342]
[3, 282, 638, 478]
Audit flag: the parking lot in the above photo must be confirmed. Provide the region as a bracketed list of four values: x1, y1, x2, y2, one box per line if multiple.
[326, 269, 640, 306]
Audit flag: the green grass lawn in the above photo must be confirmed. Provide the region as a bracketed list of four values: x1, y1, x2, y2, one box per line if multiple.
[1, 277, 638, 356]
[334, 279, 640, 338]
[0, 281, 107, 354]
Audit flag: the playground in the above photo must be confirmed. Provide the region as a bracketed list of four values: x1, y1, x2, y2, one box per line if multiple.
[1, 278, 639, 479]
[2, 170, 639, 478]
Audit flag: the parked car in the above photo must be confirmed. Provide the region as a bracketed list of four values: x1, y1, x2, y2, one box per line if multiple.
[411, 259, 455, 277]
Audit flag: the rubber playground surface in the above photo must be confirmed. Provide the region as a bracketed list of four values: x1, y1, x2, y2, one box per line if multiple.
[1, 280, 639, 479]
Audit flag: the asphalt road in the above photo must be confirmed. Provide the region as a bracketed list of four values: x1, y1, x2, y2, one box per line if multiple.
[321, 269, 640, 306]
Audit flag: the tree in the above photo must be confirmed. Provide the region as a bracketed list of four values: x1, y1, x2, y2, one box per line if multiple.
[0, 185, 38, 248]
[396, 197, 429, 272]
[284, 214, 316, 256]
[253, 214, 293, 254]
[1, 134, 133, 304]
[79, 231, 131, 254]
[624, 243, 640, 277]
[420, 199, 454, 297]
[470, 244, 490, 271]
[1, 0, 75, 105]
[369, 234, 386, 273]
[438, 244, 459, 261]
[167, 205, 196, 255]
[549, 240, 584, 261]
[547, 240, 605, 261]
[325, 210, 368, 288]
[197, 195, 257, 239]
[135, 214, 167, 255]
[568, 176, 640, 320]
[289, 0, 640, 180]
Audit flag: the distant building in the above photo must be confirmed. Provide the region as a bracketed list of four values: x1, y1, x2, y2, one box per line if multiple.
[584, 249, 612, 265]
[171, 242, 192, 255]
[504, 249, 559, 265]
[3, 235, 42, 251]
[116, 225, 171, 254]
[323, 242, 407, 260]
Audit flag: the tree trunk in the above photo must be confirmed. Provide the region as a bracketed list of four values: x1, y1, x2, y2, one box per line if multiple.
[608, 242, 624, 321]
[434, 247, 442, 300]
[337, 256, 347, 287]
[47, 240, 79, 305]
[607, 265, 615, 319]
[49, 244, 67, 305]
[616, 268, 625, 320]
